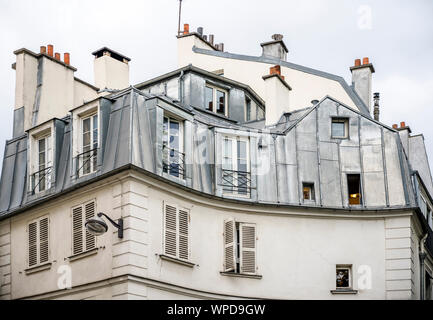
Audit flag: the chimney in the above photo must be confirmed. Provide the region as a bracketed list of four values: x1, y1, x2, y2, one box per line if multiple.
[40, 46, 46, 54]
[197, 27, 203, 36]
[92, 47, 130, 90]
[260, 34, 288, 61]
[47, 44, 54, 57]
[183, 23, 189, 35]
[55, 52, 60, 60]
[373, 92, 380, 121]
[262, 65, 292, 125]
[350, 57, 375, 113]
[394, 121, 412, 155]
[209, 35, 214, 45]
[64, 53, 70, 65]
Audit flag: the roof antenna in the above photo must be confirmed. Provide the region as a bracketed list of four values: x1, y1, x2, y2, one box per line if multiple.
[177, 0, 183, 36]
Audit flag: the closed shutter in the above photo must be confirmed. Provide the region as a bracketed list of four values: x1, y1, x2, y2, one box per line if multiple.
[39, 217, 49, 264]
[164, 204, 177, 257]
[224, 218, 236, 272]
[84, 201, 96, 251]
[28, 222, 38, 267]
[178, 209, 189, 260]
[72, 206, 83, 255]
[240, 223, 256, 274]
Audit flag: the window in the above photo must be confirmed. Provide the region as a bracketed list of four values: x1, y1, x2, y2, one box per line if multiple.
[204, 85, 228, 116]
[28, 216, 49, 268]
[347, 174, 362, 205]
[245, 97, 251, 122]
[222, 136, 250, 197]
[336, 265, 352, 289]
[162, 116, 184, 179]
[224, 218, 256, 275]
[163, 203, 190, 261]
[331, 118, 349, 139]
[31, 135, 52, 193]
[303, 183, 315, 202]
[79, 113, 98, 176]
[71, 201, 96, 255]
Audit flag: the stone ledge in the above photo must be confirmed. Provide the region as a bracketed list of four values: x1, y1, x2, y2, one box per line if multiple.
[159, 254, 195, 268]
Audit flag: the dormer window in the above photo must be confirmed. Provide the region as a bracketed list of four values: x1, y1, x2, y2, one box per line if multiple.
[205, 85, 228, 117]
[78, 112, 98, 176]
[162, 116, 184, 179]
[32, 134, 52, 193]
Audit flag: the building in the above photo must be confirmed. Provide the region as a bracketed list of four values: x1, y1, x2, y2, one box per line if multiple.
[0, 25, 432, 300]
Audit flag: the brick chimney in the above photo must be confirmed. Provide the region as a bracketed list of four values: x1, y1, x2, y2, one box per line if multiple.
[261, 34, 288, 61]
[350, 57, 375, 113]
[92, 47, 130, 91]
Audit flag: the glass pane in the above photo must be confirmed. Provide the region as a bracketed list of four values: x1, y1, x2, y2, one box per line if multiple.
[163, 117, 169, 146]
[336, 269, 350, 288]
[39, 152, 46, 168]
[170, 120, 179, 136]
[83, 118, 90, 133]
[170, 135, 179, 151]
[332, 121, 345, 137]
[303, 187, 311, 200]
[205, 87, 213, 111]
[38, 138, 45, 152]
[246, 98, 251, 121]
[237, 140, 247, 159]
[224, 138, 232, 158]
[93, 114, 98, 130]
[83, 132, 90, 147]
[217, 90, 225, 115]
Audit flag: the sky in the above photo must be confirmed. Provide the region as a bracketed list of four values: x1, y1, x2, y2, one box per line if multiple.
[0, 0, 432, 173]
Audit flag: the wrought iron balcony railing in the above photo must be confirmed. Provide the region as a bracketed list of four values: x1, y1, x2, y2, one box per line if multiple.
[31, 166, 52, 194]
[222, 169, 251, 196]
[76, 148, 98, 177]
[162, 146, 185, 179]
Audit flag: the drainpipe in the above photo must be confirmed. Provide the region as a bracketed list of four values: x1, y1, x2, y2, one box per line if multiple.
[420, 232, 428, 300]
[178, 70, 185, 105]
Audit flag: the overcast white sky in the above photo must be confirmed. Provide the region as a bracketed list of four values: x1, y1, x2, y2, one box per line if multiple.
[0, 0, 432, 172]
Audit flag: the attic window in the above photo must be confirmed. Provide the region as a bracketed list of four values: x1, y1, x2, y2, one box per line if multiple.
[303, 183, 315, 202]
[204, 85, 228, 117]
[332, 118, 349, 139]
[245, 97, 252, 122]
[336, 265, 352, 289]
[347, 174, 362, 205]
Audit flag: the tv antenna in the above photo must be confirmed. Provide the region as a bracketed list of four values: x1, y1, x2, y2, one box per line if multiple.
[177, 0, 183, 36]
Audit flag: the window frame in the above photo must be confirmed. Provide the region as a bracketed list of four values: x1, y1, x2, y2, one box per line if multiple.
[336, 265, 353, 290]
[331, 117, 349, 139]
[27, 215, 50, 268]
[163, 202, 191, 262]
[222, 135, 251, 198]
[204, 84, 229, 117]
[79, 111, 99, 177]
[302, 182, 315, 202]
[347, 173, 363, 206]
[162, 115, 185, 180]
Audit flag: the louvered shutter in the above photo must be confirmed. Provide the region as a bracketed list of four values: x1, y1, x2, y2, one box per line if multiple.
[28, 222, 38, 267]
[178, 209, 189, 260]
[240, 223, 256, 274]
[72, 206, 83, 255]
[39, 217, 49, 264]
[164, 204, 177, 257]
[224, 218, 236, 272]
[84, 201, 96, 251]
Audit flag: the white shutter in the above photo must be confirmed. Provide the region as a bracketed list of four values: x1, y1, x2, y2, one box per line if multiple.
[84, 201, 96, 251]
[39, 217, 49, 264]
[178, 209, 189, 260]
[240, 223, 256, 274]
[164, 203, 177, 257]
[28, 222, 38, 267]
[72, 206, 83, 255]
[224, 218, 236, 272]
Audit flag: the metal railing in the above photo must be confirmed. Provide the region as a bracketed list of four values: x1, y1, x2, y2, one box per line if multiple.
[76, 148, 98, 177]
[222, 169, 251, 196]
[162, 146, 185, 179]
[31, 166, 52, 194]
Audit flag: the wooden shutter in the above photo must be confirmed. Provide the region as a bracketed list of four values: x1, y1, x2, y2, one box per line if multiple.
[28, 221, 38, 267]
[178, 209, 189, 260]
[72, 206, 83, 255]
[39, 217, 49, 264]
[224, 218, 236, 272]
[164, 204, 177, 257]
[84, 201, 96, 251]
[240, 223, 256, 274]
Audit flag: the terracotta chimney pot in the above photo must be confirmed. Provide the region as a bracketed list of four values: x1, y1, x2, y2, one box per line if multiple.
[64, 53, 70, 65]
[354, 59, 361, 67]
[40, 46, 47, 54]
[47, 44, 54, 57]
[183, 23, 189, 35]
[363, 57, 369, 65]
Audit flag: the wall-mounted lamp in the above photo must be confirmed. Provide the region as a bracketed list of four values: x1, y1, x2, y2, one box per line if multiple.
[85, 213, 123, 238]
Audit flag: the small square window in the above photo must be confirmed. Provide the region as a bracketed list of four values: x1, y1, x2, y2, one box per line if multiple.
[336, 265, 352, 289]
[332, 118, 348, 139]
[303, 183, 315, 201]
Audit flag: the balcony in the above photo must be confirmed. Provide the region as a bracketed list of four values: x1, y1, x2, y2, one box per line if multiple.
[76, 148, 98, 177]
[31, 166, 52, 194]
[162, 146, 185, 179]
[222, 169, 251, 196]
